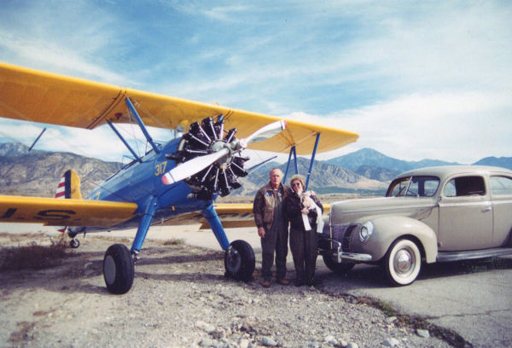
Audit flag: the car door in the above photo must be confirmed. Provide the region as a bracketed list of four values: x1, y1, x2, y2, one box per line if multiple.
[489, 175, 512, 246]
[437, 175, 493, 251]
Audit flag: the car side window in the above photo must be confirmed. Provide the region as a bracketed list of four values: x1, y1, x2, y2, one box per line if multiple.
[489, 176, 512, 196]
[443, 176, 486, 197]
[387, 177, 411, 197]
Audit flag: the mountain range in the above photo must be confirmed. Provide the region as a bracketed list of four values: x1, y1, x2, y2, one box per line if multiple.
[1, 142, 511, 198]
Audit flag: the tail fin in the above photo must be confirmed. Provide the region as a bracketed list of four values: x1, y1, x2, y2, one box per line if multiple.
[55, 169, 82, 200]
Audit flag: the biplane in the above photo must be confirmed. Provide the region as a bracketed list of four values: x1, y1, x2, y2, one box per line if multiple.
[0, 62, 358, 294]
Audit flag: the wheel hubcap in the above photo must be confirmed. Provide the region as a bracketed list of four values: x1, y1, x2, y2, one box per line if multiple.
[104, 255, 116, 285]
[226, 248, 242, 272]
[394, 249, 413, 275]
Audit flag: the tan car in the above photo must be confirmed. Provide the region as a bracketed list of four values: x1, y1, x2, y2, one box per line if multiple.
[320, 165, 512, 286]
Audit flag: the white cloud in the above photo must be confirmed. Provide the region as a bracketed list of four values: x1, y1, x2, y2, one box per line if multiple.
[0, 0, 511, 165]
[291, 91, 512, 164]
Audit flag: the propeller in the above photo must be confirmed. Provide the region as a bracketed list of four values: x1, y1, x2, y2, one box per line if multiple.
[162, 117, 286, 199]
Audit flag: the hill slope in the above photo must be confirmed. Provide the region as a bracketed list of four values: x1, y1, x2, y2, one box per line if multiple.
[0, 143, 121, 197]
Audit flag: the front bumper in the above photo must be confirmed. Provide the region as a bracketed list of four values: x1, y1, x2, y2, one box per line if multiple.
[319, 237, 372, 262]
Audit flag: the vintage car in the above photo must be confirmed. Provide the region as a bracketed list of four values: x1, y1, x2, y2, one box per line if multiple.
[319, 165, 512, 286]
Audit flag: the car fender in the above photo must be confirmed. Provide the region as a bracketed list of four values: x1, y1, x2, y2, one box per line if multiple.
[350, 215, 438, 263]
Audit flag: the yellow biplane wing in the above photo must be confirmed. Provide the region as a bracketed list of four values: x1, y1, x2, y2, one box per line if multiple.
[206, 203, 331, 229]
[0, 62, 352, 230]
[0, 62, 358, 155]
[0, 195, 137, 227]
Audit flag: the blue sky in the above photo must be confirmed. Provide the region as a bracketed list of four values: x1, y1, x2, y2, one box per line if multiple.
[0, 0, 511, 164]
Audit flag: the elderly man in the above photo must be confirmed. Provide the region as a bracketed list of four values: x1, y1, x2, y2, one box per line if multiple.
[253, 168, 292, 287]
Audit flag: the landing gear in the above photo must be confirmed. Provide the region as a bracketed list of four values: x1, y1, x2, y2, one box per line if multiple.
[103, 244, 134, 294]
[224, 240, 255, 281]
[70, 238, 80, 249]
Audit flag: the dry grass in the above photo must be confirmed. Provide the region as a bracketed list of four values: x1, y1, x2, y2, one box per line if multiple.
[0, 236, 69, 272]
[163, 238, 185, 246]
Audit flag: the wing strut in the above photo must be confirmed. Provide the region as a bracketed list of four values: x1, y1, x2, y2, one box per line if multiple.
[305, 133, 321, 190]
[28, 128, 47, 151]
[125, 98, 161, 154]
[106, 120, 142, 162]
[283, 145, 298, 184]
[282, 132, 320, 190]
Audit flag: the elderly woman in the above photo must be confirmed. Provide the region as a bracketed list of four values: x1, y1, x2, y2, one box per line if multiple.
[285, 174, 323, 286]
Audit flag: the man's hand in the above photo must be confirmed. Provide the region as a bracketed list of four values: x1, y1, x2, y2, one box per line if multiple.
[258, 227, 266, 238]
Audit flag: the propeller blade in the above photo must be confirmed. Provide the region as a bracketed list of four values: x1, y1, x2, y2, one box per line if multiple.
[244, 120, 287, 145]
[162, 120, 287, 187]
[162, 148, 229, 185]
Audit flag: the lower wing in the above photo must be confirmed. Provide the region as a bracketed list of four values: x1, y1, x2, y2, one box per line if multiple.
[0, 195, 137, 227]
[203, 203, 331, 229]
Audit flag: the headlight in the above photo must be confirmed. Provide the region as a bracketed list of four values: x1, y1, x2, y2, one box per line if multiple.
[359, 221, 374, 243]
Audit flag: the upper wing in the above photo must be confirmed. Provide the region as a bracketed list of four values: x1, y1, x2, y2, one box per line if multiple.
[0, 195, 137, 227]
[0, 62, 358, 155]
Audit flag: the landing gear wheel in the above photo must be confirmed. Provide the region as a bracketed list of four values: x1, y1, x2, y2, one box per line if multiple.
[224, 240, 255, 281]
[384, 238, 421, 286]
[70, 239, 80, 249]
[322, 254, 355, 274]
[103, 244, 134, 294]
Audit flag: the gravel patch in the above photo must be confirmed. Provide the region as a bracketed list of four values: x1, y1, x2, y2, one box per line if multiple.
[0, 235, 453, 348]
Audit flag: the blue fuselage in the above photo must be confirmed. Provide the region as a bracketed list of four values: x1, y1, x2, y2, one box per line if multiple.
[87, 138, 213, 230]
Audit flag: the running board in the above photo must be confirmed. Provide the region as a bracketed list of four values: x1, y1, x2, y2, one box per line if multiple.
[437, 248, 512, 262]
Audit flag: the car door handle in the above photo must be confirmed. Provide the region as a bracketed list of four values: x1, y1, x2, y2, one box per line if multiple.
[482, 207, 492, 212]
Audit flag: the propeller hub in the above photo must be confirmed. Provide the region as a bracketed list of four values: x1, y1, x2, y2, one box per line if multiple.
[162, 117, 286, 199]
[210, 140, 226, 153]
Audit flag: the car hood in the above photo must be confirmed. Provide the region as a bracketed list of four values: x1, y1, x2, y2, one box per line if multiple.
[329, 196, 437, 226]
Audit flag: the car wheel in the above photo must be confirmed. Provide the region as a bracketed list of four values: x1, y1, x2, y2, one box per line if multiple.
[322, 253, 355, 274]
[103, 244, 134, 294]
[224, 240, 255, 281]
[384, 238, 421, 286]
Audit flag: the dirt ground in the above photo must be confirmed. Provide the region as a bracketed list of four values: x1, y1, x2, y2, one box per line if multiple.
[0, 232, 452, 348]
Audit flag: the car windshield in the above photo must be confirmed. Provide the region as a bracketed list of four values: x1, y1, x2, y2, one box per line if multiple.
[386, 176, 440, 197]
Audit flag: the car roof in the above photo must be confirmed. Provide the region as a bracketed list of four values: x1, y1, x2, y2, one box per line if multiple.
[395, 165, 512, 180]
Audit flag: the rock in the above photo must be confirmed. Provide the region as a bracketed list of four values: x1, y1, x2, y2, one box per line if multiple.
[198, 337, 215, 347]
[416, 329, 430, 338]
[196, 320, 216, 334]
[383, 337, 400, 347]
[324, 335, 337, 345]
[261, 336, 278, 347]
[385, 316, 397, 324]
[346, 342, 359, 348]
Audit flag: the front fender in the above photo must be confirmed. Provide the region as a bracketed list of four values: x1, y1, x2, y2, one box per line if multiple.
[350, 216, 438, 263]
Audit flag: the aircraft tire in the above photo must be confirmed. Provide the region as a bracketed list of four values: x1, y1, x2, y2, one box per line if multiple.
[224, 240, 255, 281]
[103, 244, 134, 294]
[70, 239, 80, 249]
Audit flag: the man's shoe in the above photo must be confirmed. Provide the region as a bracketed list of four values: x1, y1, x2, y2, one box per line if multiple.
[277, 278, 289, 286]
[262, 280, 271, 288]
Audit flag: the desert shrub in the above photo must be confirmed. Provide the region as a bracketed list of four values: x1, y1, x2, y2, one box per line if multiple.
[0, 237, 68, 271]
[163, 238, 185, 246]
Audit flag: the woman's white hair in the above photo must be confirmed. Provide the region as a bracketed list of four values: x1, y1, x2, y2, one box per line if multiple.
[289, 174, 306, 187]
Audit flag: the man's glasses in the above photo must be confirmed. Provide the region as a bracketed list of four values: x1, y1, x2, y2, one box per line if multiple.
[292, 182, 302, 187]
